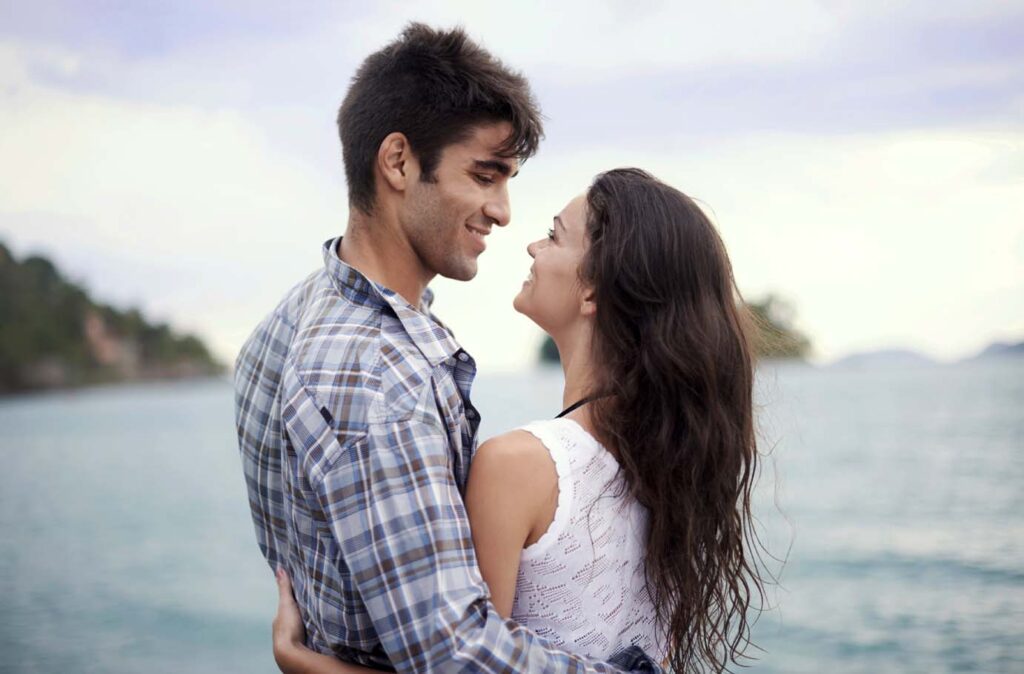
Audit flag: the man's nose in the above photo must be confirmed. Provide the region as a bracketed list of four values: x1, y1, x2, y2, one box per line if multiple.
[483, 187, 511, 227]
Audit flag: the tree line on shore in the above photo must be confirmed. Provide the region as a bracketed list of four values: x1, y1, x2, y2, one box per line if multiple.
[0, 242, 223, 393]
[0, 239, 812, 392]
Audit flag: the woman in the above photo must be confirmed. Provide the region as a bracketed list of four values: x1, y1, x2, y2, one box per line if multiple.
[272, 168, 765, 673]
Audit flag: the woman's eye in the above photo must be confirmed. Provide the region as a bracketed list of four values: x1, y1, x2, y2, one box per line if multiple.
[546, 228, 555, 241]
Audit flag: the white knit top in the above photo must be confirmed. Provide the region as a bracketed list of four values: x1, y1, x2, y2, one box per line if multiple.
[509, 418, 667, 663]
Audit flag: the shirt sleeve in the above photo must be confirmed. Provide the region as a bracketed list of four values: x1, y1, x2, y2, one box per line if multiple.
[311, 387, 651, 673]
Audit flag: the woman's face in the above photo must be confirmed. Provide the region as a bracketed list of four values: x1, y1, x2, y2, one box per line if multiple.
[513, 193, 591, 335]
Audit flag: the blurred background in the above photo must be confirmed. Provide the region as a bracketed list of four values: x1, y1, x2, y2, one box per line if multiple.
[0, 1, 1021, 672]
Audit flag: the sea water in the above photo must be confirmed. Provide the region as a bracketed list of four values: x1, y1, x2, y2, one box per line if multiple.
[0, 360, 1021, 673]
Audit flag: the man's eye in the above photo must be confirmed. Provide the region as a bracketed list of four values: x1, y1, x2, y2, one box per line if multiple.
[475, 174, 495, 185]
[546, 228, 555, 240]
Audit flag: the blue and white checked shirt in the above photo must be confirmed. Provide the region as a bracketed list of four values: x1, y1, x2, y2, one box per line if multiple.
[234, 238, 655, 673]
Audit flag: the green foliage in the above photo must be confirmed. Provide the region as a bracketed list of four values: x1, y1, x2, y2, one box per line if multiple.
[539, 334, 561, 364]
[0, 242, 222, 392]
[0, 248, 90, 388]
[746, 294, 812, 360]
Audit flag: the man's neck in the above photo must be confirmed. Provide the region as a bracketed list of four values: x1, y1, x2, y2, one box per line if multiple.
[339, 212, 433, 309]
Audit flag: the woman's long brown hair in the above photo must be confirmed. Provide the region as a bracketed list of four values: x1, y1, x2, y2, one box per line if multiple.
[580, 168, 765, 672]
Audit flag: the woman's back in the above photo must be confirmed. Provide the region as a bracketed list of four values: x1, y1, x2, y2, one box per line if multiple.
[511, 418, 666, 662]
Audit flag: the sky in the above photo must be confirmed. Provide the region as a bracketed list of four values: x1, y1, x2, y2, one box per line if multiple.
[0, 0, 1022, 371]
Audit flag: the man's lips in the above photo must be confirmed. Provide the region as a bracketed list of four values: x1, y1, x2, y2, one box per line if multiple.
[465, 224, 489, 252]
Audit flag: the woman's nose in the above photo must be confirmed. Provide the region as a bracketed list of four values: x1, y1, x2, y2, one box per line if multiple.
[526, 240, 538, 258]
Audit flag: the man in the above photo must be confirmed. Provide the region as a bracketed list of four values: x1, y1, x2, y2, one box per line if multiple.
[234, 24, 660, 673]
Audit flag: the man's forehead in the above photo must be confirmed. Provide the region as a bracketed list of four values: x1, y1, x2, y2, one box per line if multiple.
[467, 119, 515, 145]
[454, 124, 519, 165]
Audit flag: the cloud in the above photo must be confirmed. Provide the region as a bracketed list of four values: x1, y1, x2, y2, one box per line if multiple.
[1, 2, 1022, 368]
[0, 41, 344, 358]
[430, 128, 1024, 368]
[0, 0, 319, 59]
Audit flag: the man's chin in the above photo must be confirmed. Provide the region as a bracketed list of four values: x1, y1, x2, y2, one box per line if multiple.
[438, 261, 478, 282]
[436, 264, 475, 280]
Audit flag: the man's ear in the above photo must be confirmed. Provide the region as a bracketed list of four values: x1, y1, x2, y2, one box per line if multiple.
[376, 132, 416, 193]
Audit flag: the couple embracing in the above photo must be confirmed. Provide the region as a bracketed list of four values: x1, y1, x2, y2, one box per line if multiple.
[234, 23, 764, 674]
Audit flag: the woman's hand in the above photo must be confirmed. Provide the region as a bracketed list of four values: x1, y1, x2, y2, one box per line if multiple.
[271, 568, 384, 674]
[272, 567, 307, 672]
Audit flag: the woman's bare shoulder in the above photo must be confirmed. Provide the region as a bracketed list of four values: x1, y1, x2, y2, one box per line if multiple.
[471, 429, 558, 493]
[469, 427, 561, 551]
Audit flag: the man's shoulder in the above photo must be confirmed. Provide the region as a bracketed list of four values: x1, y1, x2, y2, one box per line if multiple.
[234, 268, 326, 398]
[286, 286, 438, 431]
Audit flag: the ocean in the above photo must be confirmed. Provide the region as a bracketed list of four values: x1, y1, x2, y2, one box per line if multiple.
[0, 359, 1021, 673]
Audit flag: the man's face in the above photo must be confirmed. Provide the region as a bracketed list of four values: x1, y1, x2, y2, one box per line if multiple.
[403, 122, 518, 281]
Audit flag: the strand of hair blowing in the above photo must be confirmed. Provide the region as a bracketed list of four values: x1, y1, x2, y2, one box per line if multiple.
[580, 169, 765, 673]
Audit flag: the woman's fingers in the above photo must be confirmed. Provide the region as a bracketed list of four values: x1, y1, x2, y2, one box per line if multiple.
[276, 567, 295, 606]
[273, 567, 305, 649]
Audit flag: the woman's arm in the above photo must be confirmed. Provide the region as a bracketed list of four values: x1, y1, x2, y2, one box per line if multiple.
[272, 569, 381, 674]
[464, 430, 560, 617]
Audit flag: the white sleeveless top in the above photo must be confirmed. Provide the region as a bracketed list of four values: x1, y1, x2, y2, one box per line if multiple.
[509, 418, 667, 662]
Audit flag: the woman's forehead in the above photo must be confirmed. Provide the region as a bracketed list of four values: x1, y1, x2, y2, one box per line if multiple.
[559, 193, 588, 226]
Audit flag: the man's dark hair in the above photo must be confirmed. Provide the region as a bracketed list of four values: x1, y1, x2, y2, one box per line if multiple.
[338, 23, 544, 214]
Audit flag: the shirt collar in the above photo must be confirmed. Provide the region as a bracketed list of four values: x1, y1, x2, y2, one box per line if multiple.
[321, 237, 462, 368]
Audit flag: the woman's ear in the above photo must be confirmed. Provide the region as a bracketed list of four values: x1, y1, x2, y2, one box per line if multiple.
[376, 132, 416, 193]
[580, 288, 597, 317]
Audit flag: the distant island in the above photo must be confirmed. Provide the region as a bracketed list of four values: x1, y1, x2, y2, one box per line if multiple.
[0, 242, 223, 393]
[539, 293, 812, 364]
[969, 341, 1024, 360]
[827, 340, 1024, 368]
[829, 348, 937, 369]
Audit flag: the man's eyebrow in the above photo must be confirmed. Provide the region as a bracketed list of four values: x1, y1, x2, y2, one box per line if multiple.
[473, 159, 519, 178]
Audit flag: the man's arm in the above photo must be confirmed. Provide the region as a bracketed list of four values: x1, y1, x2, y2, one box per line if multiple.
[303, 387, 651, 673]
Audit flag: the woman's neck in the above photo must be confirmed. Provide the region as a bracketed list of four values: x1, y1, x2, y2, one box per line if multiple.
[554, 324, 597, 411]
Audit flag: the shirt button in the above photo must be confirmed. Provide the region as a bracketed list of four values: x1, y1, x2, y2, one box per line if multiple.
[457, 352, 469, 362]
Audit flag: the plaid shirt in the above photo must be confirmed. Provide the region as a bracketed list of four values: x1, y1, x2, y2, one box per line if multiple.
[234, 238, 654, 673]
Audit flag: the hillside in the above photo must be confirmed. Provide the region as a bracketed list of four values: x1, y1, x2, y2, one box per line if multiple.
[971, 341, 1024, 360]
[0, 242, 223, 393]
[829, 348, 936, 369]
